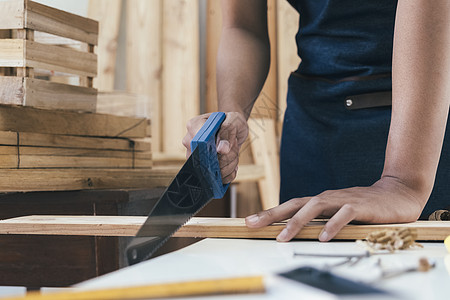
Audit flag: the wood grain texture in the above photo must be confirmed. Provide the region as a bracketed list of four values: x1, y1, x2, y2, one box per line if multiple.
[249, 118, 280, 209]
[162, 0, 200, 155]
[0, 154, 152, 169]
[205, 0, 221, 113]
[126, 0, 162, 152]
[250, 0, 278, 120]
[0, 216, 447, 241]
[0, 104, 150, 138]
[0, 168, 175, 192]
[0, 0, 98, 44]
[0, 146, 151, 159]
[25, 0, 98, 45]
[0, 76, 97, 112]
[88, 0, 122, 91]
[276, 1, 300, 130]
[0, 131, 150, 152]
[0, 1, 25, 30]
[0, 39, 97, 76]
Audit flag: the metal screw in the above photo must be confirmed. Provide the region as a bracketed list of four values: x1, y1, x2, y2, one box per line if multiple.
[346, 99, 353, 107]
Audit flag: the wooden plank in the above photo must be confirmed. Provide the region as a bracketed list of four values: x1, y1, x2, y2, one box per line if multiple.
[126, 0, 162, 153]
[0, 131, 150, 152]
[234, 164, 265, 183]
[249, 118, 280, 210]
[0, 104, 150, 138]
[0, 168, 174, 192]
[96, 91, 149, 118]
[0, 39, 24, 67]
[88, 0, 122, 91]
[250, 0, 278, 120]
[0, 216, 447, 241]
[0, 0, 25, 30]
[25, 0, 99, 45]
[0, 154, 152, 169]
[0, 76, 97, 112]
[205, 0, 221, 113]
[0, 39, 97, 76]
[162, 0, 200, 155]
[0, 146, 152, 160]
[26, 40, 97, 77]
[276, 1, 300, 130]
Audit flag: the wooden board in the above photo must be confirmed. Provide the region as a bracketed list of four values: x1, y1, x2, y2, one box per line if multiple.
[250, 0, 278, 120]
[276, 0, 300, 130]
[126, 0, 162, 152]
[0, 168, 175, 192]
[0, 39, 97, 77]
[0, 104, 150, 138]
[0, 216, 447, 241]
[0, 131, 150, 152]
[0, 0, 98, 45]
[162, 0, 200, 155]
[249, 118, 280, 210]
[0, 76, 97, 112]
[0, 154, 152, 169]
[88, 0, 122, 91]
[0, 146, 151, 159]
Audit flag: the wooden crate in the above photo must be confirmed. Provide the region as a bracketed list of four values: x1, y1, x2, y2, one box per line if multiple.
[0, 0, 98, 112]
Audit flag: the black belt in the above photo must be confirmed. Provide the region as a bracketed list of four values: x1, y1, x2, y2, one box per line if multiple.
[291, 72, 393, 110]
[345, 91, 392, 110]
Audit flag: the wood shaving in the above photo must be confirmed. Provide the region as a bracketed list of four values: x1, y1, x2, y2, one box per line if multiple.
[358, 228, 423, 253]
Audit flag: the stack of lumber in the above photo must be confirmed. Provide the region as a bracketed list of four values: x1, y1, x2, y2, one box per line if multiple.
[0, 1, 162, 192]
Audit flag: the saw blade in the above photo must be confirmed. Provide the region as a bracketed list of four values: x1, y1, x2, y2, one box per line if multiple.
[126, 147, 214, 265]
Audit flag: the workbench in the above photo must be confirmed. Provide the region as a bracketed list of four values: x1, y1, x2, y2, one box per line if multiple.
[73, 238, 449, 299]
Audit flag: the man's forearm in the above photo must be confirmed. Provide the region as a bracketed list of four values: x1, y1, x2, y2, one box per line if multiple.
[383, 0, 450, 201]
[217, 27, 270, 119]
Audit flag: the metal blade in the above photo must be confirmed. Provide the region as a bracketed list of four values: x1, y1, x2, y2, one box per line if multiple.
[126, 147, 214, 265]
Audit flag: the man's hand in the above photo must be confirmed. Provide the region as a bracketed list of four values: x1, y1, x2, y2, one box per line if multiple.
[245, 177, 425, 242]
[182, 112, 249, 184]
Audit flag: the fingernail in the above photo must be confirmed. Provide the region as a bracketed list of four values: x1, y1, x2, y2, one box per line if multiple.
[217, 140, 230, 153]
[319, 230, 329, 242]
[277, 228, 289, 242]
[246, 214, 259, 224]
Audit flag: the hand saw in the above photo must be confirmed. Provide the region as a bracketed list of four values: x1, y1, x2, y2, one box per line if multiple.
[126, 112, 229, 265]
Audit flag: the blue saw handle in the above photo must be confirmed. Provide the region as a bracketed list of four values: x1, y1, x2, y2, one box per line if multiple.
[190, 112, 229, 199]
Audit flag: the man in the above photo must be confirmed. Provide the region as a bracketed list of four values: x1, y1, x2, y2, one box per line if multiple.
[183, 0, 450, 242]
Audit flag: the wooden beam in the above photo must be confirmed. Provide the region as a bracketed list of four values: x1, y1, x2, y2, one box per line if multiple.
[88, 0, 122, 91]
[162, 0, 200, 155]
[249, 118, 280, 210]
[0, 104, 150, 138]
[0, 146, 151, 160]
[0, 168, 175, 192]
[0, 77, 97, 112]
[0, 216, 447, 241]
[0, 154, 152, 169]
[276, 1, 300, 129]
[126, 0, 162, 152]
[0, 131, 150, 152]
[205, 0, 221, 113]
[250, 0, 278, 120]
